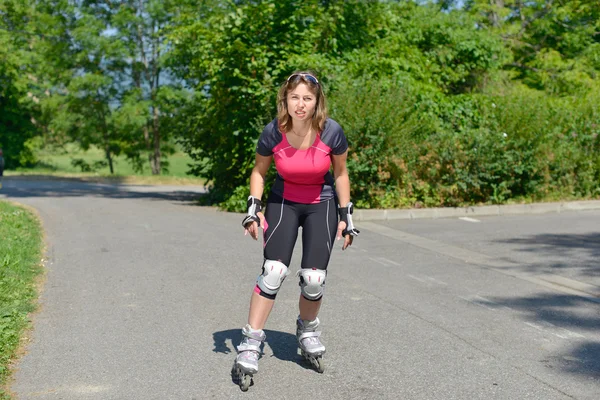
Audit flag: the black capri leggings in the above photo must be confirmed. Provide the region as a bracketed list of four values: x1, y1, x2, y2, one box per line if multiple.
[262, 192, 338, 270]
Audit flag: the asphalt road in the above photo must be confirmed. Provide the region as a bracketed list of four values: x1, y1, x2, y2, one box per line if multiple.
[1, 177, 599, 400]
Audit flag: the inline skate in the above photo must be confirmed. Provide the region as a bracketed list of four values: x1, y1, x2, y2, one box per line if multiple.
[232, 325, 266, 391]
[296, 317, 325, 373]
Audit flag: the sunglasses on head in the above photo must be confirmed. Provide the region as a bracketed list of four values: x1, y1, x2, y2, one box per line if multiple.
[286, 73, 319, 85]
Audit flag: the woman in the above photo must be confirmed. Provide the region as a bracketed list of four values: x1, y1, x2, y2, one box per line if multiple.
[233, 71, 359, 390]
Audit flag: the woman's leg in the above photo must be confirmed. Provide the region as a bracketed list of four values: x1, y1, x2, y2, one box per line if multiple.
[235, 197, 300, 379]
[246, 195, 299, 329]
[298, 197, 337, 313]
[294, 199, 337, 371]
[248, 291, 275, 330]
[298, 295, 321, 321]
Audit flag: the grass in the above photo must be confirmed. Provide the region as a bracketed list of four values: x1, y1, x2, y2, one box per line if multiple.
[8, 144, 206, 186]
[0, 201, 44, 399]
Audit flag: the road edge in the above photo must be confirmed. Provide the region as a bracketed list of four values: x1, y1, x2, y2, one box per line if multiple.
[354, 200, 600, 221]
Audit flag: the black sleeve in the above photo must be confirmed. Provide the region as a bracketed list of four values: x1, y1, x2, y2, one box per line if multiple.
[321, 119, 348, 155]
[256, 119, 282, 156]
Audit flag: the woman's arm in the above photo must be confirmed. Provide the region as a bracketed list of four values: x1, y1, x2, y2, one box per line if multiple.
[332, 151, 350, 207]
[332, 151, 354, 250]
[249, 154, 272, 199]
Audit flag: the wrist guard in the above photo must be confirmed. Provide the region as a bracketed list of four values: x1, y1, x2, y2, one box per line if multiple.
[241, 196, 262, 228]
[338, 202, 360, 237]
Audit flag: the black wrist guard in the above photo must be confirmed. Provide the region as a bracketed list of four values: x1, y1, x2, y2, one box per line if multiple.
[338, 202, 360, 237]
[241, 196, 262, 228]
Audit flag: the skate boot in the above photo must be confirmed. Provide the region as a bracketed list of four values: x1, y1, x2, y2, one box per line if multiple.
[232, 325, 266, 391]
[296, 316, 325, 373]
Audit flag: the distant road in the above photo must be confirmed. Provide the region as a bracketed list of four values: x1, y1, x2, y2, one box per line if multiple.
[2, 177, 599, 399]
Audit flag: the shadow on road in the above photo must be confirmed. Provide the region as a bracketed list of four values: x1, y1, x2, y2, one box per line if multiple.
[490, 232, 600, 379]
[485, 293, 600, 380]
[497, 232, 600, 277]
[0, 176, 207, 205]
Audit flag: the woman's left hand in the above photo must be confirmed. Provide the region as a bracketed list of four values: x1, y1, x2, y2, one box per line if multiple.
[336, 221, 354, 250]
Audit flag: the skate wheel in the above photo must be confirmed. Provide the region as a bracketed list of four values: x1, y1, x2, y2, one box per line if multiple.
[314, 357, 324, 373]
[240, 374, 251, 391]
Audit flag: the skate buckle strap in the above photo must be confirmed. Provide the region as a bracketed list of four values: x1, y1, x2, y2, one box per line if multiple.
[242, 328, 266, 341]
[237, 342, 262, 353]
[298, 330, 322, 341]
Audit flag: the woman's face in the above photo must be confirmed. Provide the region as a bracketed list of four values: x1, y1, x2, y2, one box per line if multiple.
[286, 83, 317, 124]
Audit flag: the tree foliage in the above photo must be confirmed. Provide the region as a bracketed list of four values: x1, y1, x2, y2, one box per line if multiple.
[466, 0, 600, 94]
[18, 0, 191, 174]
[169, 0, 512, 206]
[0, 0, 43, 167]
[170, 0, 375, 201]
[2, 0, 599, 208]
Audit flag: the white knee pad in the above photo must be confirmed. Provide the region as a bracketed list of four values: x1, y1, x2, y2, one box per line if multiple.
[257, 260, 289, 295]
[297, 268, 327, 300]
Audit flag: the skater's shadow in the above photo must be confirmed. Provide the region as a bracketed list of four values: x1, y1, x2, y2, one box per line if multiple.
[213, 328, 315, 377]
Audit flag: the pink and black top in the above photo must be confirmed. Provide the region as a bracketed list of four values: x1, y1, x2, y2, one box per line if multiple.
[256, 118, 348, 204]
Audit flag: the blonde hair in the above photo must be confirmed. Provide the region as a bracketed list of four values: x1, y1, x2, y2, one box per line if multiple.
[277, 71, 328, 134]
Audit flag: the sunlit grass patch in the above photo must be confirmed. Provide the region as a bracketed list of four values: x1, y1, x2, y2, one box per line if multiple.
[0, 201, 44, 399]
[6, 144, 206, 186]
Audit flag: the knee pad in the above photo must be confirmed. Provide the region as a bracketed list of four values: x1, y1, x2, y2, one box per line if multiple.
[257, 260, 289, 296]
[297, 268, 326, 301]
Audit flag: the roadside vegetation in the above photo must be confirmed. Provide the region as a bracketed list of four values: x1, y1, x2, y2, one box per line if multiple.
[0, 201, 43, 399]
[2, 0, 599, 210]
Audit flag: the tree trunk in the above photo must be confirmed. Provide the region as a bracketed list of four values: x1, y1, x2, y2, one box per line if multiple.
[137, 0, 157, 173]
[102, 123, 114, 174]
[105, 146, 114, 174]
[97, 101, 114, 174]
[489, 0, 505, 28]
[151, 105, 160, 174]
[143, 124, 152, 168]
[149, 18, 162, 175]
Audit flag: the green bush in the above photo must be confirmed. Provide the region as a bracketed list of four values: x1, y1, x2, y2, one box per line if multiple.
[331, 80, 600, 209]
[329, 77, 439, 208]
[170, 1, 599, 210]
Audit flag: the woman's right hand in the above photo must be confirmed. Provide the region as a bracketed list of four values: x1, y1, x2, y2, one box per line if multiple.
[244, 212, 265, 240]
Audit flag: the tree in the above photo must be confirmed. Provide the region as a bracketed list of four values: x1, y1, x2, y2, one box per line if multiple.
[105, 0, 189, 174]
[38, 0, 191, 175]
[169, 0, 384, 203]
[0, 0, 42, 167]
[171, 0, 321, 201]
[465, 0, 600, 94]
